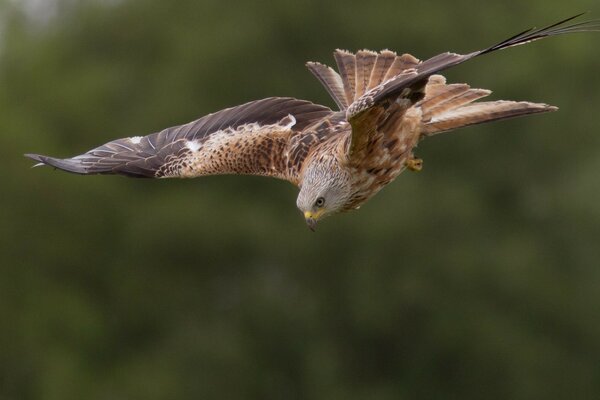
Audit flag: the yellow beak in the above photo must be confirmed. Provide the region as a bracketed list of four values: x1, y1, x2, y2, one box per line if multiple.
[304, 211, 322, 231]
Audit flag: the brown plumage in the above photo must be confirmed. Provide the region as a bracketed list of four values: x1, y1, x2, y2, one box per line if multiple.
[26, 14, 599, 230]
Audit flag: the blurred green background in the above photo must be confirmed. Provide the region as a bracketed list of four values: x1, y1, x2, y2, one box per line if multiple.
[1, 0, 600, 399]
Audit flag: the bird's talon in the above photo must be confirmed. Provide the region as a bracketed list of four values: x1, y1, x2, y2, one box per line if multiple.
[406, 158, 423, 172]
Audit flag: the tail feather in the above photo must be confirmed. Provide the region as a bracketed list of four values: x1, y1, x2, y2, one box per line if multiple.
[420, 81, 492, 121]
[422, 100, 558, 136]
[420, 83, 472, 116]
[419, 75, 448, 97]
[418, 74, 557, 136]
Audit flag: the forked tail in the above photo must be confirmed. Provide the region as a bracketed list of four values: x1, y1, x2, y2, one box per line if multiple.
[417, 75, 557, 136]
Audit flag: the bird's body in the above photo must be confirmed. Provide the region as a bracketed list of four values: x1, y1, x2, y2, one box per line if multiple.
[26, 15, 599, 229]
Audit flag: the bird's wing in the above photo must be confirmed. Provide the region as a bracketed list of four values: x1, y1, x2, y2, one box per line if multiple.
[332, 14, 599, 163]
[26, 97, 332, 184]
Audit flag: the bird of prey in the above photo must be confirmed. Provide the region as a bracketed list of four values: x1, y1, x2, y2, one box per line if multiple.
[26, 14, 599, 230]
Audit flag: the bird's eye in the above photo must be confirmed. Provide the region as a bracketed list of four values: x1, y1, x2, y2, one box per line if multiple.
[315, 197, 325, 207]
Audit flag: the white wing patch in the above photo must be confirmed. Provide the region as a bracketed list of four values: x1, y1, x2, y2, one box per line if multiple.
[282, 114, 297, 130]
[185, 140, 201, 152]
[129, 136, 143, 144]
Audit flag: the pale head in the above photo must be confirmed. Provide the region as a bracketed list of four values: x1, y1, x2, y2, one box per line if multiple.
[296, 159, 352, 231]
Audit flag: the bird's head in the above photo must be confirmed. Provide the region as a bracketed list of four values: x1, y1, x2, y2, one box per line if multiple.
[296, 160, 352, 231]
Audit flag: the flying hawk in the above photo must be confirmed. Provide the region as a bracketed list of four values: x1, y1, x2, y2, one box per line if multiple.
[26, 14, 599, 230]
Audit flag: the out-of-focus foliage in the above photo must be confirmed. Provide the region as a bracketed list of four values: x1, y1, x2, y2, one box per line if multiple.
[1, 0, 600, 399]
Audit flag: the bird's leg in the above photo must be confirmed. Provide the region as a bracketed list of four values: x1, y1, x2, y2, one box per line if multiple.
[405, 155, 423, 172]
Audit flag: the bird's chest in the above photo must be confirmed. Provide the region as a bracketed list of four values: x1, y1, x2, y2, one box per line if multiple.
[343, 108, 422, 210]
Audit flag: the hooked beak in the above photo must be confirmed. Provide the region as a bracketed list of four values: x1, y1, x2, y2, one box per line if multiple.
[304, 211, 319, 232]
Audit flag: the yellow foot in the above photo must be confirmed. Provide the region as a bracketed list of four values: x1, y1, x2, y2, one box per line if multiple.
[406, 157, 423, 172]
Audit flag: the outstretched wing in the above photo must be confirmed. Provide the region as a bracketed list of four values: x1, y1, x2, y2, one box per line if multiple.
[340, 14, 599, 162]
[26, 97, 332, 183]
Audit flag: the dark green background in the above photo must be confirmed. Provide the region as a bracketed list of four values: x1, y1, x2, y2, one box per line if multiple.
[1, 0, 600, 399]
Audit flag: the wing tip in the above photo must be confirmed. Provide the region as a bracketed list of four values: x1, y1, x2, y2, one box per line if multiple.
[24, 153, 43, 162]
[25, 153, 50, 168]
[24, 153, 88, 174]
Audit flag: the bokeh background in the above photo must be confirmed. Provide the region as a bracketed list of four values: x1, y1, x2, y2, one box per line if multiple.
[1, 0, 600, 399]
